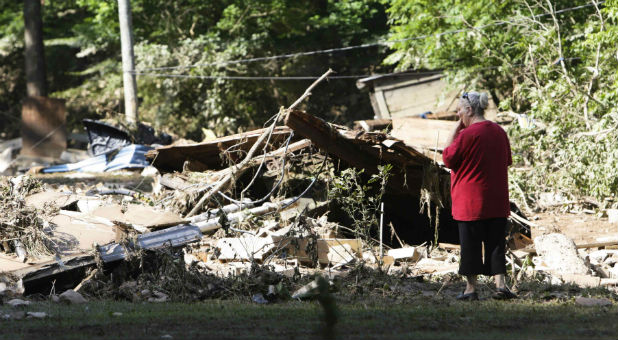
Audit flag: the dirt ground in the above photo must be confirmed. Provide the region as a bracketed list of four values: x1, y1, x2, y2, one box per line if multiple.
[530, 210, 617, 245]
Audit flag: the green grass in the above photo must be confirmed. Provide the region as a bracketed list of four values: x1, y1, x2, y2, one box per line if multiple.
[1, 298, 617, 340]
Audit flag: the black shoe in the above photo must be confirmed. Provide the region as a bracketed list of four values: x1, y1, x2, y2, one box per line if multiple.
[456, 291, 479, 301]
[493, 287, 517, 300]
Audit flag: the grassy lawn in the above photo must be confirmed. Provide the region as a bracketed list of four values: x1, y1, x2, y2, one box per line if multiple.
[1, 297, 616, 340]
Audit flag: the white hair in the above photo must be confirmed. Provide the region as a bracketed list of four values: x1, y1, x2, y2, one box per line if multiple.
[460, 91, 489, 116]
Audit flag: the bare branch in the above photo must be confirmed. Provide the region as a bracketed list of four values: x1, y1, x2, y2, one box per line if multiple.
[184, 69, 334, 218]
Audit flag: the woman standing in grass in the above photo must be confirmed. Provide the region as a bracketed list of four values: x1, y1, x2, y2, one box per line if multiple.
[443, 91, 516, 301]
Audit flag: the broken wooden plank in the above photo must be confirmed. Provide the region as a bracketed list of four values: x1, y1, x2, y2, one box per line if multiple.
[387, 247, 421, 261]
[146, 126, 292, 172]
[14, 254, 94, 282]
[575, 241, 618, 249]
[353, 119, 392, 132]
[21, 97, 67, 159]
[285, 110, 388, 170]
[437, 243, 461, 250]
[516, 239, 618, 255]
[283, 238, 361, 265]
[508, 232, 534, 250]
[284, 110, 432, 195]
[425, 111, 458, 120]
[391, 117, 457, 151]
[7, 253, 97, 295]
[216, 236, 277, 262]
[213, 138, 312, 179]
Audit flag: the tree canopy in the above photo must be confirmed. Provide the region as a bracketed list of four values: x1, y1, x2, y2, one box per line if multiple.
[1, 0, 390, 140]
[386, 0, 618, 207]
[1, 0, 617, 206]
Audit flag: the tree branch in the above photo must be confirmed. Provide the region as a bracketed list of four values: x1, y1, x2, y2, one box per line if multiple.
[184, 69, 334, 218]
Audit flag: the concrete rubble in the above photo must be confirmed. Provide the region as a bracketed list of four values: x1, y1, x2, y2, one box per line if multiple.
[534, 233, 590, 275]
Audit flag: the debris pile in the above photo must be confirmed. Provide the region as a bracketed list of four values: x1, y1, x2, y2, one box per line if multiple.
[1, 70, 616, 307]
[0, 176, 55, 261]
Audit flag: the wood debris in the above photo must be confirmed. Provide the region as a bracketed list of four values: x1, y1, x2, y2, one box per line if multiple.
[2, 69, 616, 305]
[146, 126, 293, 172]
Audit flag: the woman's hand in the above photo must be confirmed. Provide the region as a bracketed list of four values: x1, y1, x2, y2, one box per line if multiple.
[456, 119, 465, 132]
[445, 119, 465, 146]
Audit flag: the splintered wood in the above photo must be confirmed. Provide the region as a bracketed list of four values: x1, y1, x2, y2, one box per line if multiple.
[146, 127, 293, 172]
[284, 109, 441, 196]
[213, 234, 361, 267]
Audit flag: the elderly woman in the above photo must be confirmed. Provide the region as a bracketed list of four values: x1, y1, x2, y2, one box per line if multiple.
[443, 91, 516, 300]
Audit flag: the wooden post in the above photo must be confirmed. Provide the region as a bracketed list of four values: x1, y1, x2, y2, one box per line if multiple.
[379, 202, 384, 262]
[23, 0, 47, 97]
[118, 0, 138, 126]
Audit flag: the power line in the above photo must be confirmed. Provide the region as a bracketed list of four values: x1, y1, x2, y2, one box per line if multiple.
[135, 41, 384, 72]
[133, 57, 581, 81]
[135, 2, 603, 73]
[133, 70, 444, 81]
[132, 72, 370, 80]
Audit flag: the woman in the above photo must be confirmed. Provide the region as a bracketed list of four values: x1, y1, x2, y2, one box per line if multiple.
[442, 91, 516, 300]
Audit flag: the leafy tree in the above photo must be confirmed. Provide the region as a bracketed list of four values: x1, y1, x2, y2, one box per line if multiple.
[1, 0, 391, 141]
[386, 0, 618, 207]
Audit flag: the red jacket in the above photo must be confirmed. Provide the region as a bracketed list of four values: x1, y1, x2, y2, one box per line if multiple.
[442, 121, 511, 221]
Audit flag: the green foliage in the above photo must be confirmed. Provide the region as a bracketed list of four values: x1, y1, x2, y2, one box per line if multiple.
[386, 0, 618, 207]
[126, 0, 390, 138]
[328, 165, 392, 246]
[0, 0, 389, 140]
[5, 0, 615, 208]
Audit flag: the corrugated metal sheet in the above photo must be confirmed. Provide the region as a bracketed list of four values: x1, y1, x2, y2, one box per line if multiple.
[42, 144, 152, 173]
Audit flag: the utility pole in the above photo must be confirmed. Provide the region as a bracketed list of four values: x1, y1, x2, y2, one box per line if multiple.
[118, 0, 138, 126]
[23, 0, 47, 97]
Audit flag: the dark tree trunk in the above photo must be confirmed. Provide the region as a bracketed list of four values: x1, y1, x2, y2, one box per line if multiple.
[23, 0, 47, 97]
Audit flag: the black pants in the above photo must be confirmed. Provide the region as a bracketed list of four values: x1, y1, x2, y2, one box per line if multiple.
[458, 218, 507, 276]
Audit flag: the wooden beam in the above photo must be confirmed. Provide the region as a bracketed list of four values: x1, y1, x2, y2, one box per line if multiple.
[284, 110, 431, 195]
[146, 127, 292, 172]
[374, 90, 390, 119]
[353, 119, 392, 132]
[514, 240, 618, 256]
[576, 241, 618, 249]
